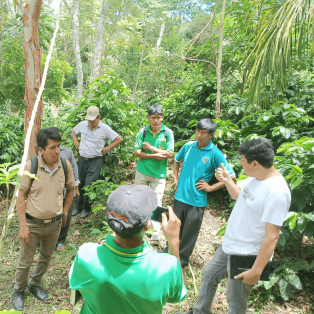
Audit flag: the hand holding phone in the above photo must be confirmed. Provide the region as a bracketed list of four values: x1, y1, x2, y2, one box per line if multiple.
[151, 206, 168, 222]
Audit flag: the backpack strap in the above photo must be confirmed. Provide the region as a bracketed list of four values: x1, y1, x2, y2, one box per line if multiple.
[164, 126, 169, 140]
[27, 156, 39, 195]
[142, 125, 149, 141]
[60, 157, 68, 184]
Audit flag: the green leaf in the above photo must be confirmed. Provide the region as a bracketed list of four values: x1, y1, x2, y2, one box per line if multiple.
[304, 213, 314, 221]
[290, 175, 302, 190]
[279, 279, 294, 301]
[297, 216, 308, 233]
[309, 260, 314, 269]
[283, 273, 302, 290]
[263, 274, 280, 290]
[216, 227, 226, 238]
[288, 214, 298, 230]
[290, 165, 302, 175]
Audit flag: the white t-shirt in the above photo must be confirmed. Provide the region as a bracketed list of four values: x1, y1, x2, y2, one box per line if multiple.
[222, 175, 291, 256]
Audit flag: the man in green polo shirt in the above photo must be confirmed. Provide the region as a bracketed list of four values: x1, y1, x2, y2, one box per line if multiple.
[134, 104, 174, 205]
[69, 185, 187, 314]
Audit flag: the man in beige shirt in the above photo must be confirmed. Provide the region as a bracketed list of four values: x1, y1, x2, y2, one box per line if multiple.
[12, 128, 76, 311]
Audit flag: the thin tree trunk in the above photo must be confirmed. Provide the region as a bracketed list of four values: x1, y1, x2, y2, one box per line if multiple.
[22, 0, 43, 160]
[91, 0, 108, 81]
[155, 21, 165, 49]
[215, 0, 226, 119]
[0, 0, 61, 259]
[133, 28, 149, 103]
[64, 0, 84, 100]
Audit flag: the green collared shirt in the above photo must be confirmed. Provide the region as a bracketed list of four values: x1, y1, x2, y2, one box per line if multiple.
[69, 235, 187, 314]
[134, 123, 174, 178]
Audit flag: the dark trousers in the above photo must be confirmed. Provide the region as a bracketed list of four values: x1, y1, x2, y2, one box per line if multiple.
[173, 199, 205, 266]
[76, 155, 103, 212]
[57, 199, 74, 245]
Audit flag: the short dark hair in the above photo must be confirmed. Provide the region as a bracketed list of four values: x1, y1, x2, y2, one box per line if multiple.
[50, 127, 61, 134]
[148, 104, 163, 116]
[196, 118, 217, 134]
[37, 128, 61, 150]
[238, 138, 274, 168]
[108, 220, 144, 239]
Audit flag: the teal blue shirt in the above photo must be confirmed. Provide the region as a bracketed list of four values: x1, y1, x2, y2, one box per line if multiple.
[175, 140, 235, 207]
[69, 235, 187, 314]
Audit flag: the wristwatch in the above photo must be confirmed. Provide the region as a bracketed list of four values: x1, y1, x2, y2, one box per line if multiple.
[150, 146, 154, 152]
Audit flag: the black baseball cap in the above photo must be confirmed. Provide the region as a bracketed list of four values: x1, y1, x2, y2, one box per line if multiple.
[106, 185, 157, 233]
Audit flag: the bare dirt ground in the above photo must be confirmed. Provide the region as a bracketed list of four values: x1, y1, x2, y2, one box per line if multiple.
[0, 162, 313, 313]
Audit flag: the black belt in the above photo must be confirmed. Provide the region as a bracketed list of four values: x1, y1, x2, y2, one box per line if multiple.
[80, 155, 101, 161]
[26, 213, 65, 224]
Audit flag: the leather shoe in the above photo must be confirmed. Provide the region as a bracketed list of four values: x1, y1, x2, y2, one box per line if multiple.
[12, 292, 24, 311]
[80, 210, 90, 218]
[72, 208, 82, 216]
[28, 284, 48, 301]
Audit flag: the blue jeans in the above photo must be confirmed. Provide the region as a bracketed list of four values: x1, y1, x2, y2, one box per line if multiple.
[193, 246, 254, 314]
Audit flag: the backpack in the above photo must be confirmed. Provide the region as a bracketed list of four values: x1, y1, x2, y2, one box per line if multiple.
[142, 125, 169, 141]
[27, 156, 68, 194]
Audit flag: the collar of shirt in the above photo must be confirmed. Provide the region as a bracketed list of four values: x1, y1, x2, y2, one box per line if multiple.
[103, 235, 151, 258]
[195, 140, 214, 151]
[38, 155, 61, 179]
[148, 123, 165, 138]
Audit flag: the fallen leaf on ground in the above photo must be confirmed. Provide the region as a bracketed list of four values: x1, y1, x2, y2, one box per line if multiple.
[33, 256, 39, 263]
[74, 230, 80, 236]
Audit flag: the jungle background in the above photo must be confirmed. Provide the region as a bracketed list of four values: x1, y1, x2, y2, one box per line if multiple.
[0, 0, 314, 313]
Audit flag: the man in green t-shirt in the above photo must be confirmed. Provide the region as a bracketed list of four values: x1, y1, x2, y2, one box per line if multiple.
[69, 185, 187, 314]
[134, 104, 174, 205]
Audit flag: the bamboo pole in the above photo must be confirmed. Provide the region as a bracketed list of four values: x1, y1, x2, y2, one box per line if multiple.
[0, 1, 62, 259]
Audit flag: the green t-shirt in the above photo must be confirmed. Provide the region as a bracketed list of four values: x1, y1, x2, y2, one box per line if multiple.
[134, 123, 174, 178]
[69, 235, 187, 314]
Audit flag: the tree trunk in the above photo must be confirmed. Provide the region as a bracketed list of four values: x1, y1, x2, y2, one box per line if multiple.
[156, 21, 165, 49]
[64, 0, 84, 100]
[133, 28, 149, 103]
[23, 0, 43, 160]
[215, 0, 226, 119]
[91, 0, 108, 81]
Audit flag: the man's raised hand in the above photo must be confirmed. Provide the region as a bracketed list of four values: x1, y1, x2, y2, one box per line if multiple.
[216, 162, 230, 182]
[161, 206, 180, 242]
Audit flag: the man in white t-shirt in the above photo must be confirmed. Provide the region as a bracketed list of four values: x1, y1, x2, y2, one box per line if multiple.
[177, 137, 291, 314]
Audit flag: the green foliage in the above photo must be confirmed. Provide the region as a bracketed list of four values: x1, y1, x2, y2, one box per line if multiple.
[84, 177, 126, 213]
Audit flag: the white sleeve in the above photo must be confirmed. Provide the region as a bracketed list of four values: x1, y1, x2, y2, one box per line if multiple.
[261, 192, 290, 226]
[73, 122, 83, 135]
[104, 125, 118, 141]
[237, 177, 252, 190]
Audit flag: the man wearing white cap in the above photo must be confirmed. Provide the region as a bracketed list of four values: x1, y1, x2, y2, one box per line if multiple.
[71, 106, 123, 218]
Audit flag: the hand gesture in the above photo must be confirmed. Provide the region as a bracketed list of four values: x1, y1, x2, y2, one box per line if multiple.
[161, 206, 181, 242]
[142, 142, 152, 151]
[234, 269, 260, 285]
[195, 179, 214, 192]
[155, 153, 167, 160]
[19, 225, 30, 243]
[216, 162, 230, 182]
[102, 146, 110, 156]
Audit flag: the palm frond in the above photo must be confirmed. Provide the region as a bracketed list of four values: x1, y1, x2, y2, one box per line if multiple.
[244, 0, 313, 110]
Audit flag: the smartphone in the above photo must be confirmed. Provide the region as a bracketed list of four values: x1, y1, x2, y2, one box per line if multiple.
[151, 206, 168, 222]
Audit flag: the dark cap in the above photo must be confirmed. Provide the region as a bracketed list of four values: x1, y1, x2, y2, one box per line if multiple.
[106, 185, 157, 232]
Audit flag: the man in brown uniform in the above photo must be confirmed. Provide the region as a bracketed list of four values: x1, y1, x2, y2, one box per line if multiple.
[12, 128, 76, 311]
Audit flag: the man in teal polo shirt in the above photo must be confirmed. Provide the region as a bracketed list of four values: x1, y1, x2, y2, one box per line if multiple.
[69, 185, 187, 314]
[173, 118, 236, 267]
[134, 104, 174, 205]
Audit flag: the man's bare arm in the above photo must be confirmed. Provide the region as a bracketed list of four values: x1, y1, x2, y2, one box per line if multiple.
[16, 188, 30, 243]
[142, 142, 173, 158]
[173, 159, 181, 191]
[235, 223, 280, 285]
[71, 129, 80, 150]
[62, 188, 74, 226]
[196, 174, 236, 192]
[216, 163, 240, 200]
[134, 149, 167, 161]
[102, 135, 123, 155]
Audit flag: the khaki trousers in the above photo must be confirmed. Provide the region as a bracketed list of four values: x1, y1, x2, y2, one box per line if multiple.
[14, 218, 61, 292]
[134, 170, 166, 206]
